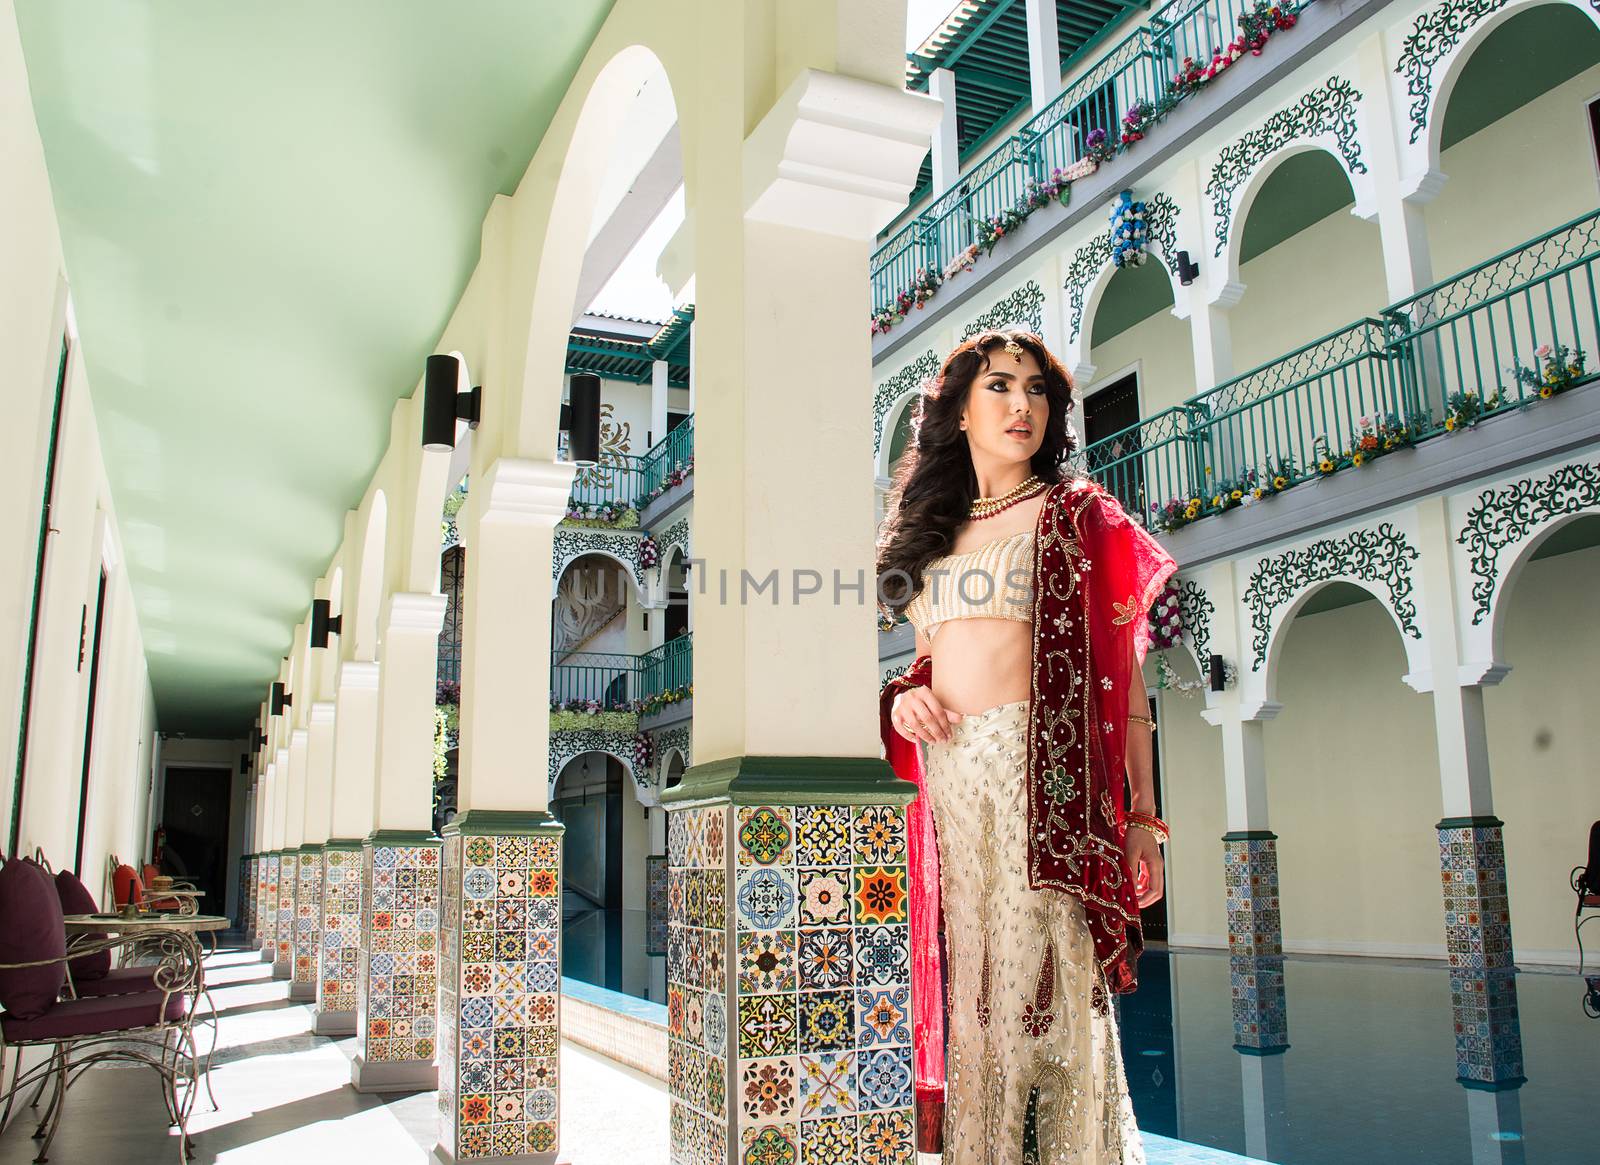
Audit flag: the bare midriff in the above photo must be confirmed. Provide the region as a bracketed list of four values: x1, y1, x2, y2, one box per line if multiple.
[922, 492, 1046, 717]
[928, 617, 1033, 716]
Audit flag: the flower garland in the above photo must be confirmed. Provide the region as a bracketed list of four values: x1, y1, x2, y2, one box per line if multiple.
[871, 266, 945, 335]
[1149, 457, 1295, 534]
[1147, 580, 1183, 651]
[639, 533, 660, 571]
[636, 457, 694, 509]
[633, 732, 654, 776]
[1109, 191, 1149, 268]
[563, 500, 639, 528]
[639, 681, 693, 718]
[433, 702, 459, 784]
[550, 708, 640, 733]
[1512, 343, 1587, 400]
[1152, 649, 1237, 696]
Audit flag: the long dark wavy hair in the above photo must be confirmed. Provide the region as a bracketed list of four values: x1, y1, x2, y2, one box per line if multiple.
[876, 328, 1080, 617]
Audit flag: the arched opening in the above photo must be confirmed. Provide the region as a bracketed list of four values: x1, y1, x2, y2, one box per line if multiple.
[1263, 581, 1437, 955]
[553, 751, 642, 996]
[663, 547, 689, 641]
[1230, 151, 1383, 373]
[1482, 512, 1600, 958]
[1081, 256, 1188, 518]
[1428, 3, 1600, 271]
[553, 552, 633, 670]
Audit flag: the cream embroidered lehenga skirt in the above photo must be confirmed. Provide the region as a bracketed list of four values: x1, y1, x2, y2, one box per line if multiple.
[921, 699, 1146, 1165]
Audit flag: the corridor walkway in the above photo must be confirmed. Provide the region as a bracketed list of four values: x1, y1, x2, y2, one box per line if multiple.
[0, 942, 668, 1165]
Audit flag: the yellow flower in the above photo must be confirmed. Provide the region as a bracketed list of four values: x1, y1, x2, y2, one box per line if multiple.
[1383, 437, 1394, 449]
[1230, 489, 1243, 501]
[1444, 417, 1456, 431]
[1539, 385, 1553, 399]
[1211, 494, 1223, 507]
[1251, 487, 1264, 499]
[1318, 458, 1334, 473]
[1272, 476, 1287, 490]
[1204, 466, 1213, 475]
[1352, 452, 1365, 467]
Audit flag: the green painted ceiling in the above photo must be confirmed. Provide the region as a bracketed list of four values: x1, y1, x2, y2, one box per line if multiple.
[1440, 4, 1600, 149]
[15, 1, 615, 737]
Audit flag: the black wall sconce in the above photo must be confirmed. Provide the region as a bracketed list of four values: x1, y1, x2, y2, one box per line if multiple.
[254, 728, 267, 750]
[239, 753, 250, 775]
[421, 354, 481, 452]
[1175, 250, 1201, 286]
[311, 598, 343, 648]
[1208, 653, 1226, 692]
[271, 681, 292, 716]
[566, 374, 601, 467]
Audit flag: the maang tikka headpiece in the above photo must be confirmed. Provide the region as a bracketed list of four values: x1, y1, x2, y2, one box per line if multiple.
[1002, 336, 1025, 361]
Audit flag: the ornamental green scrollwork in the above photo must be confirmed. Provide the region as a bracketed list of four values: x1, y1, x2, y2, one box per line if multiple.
[657, 515, 691, 570]
[960, 279, 1045, 342]
[654, 724, 691, 787]
[1393, 0, 1511, 145]
[1241, 522, 1420, 670]
[1065, 194, 1180, 342]
[872, 349, 940, 461]
[553, 526, 648, 595]
[1178, 578, 1215, 662]
[1206, 77, 1367, 258]
[1457, 461, 1600, 625]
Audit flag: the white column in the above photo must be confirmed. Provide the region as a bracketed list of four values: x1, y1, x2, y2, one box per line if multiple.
[331, 662, 381, 842]
[272, 747, 291, 850]
[930, 67, 961, 193]
[686, 318, 697, 415]
[371, 594, 448, 831]
[305, 703, 336, 845]
[286, 730, 309, 850]
[1356, 32, 1438, 304]
[1024, 0, 1062, 111]
[650, 359, 669, 449]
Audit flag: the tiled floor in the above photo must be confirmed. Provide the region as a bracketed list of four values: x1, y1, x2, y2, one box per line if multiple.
[0, 942, 1251, 1165]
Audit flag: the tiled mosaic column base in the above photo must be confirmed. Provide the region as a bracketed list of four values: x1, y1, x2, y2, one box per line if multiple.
[1228, 954, 1288, 1053]
[1437, 817, 1523, 1087]
[315, 840, 364, 1036]
[664, 761, 919, 1165]
[241, 855, 257, 941]
[1223, 832, 1283, 958]
[291, 846, 324, 1002]
[274, 851, 298, 979]
[260, 852, 281, 963]
[435, 811, 564, 1164]
[352, 833, 442, 1093]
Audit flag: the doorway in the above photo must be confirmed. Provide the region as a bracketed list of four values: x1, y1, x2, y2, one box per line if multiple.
[1083, 370, 1144, 517]
[160, 767, 233, 916]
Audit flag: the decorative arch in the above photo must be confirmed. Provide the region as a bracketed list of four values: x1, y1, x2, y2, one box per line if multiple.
[958, 279, 1045, 342]
[1394, 0, 1600, 192]
[1062, 195, 1181, 379]
[1456, 459, 1600, 673]
[655, 724, 691, 791]
[548, 738, 638, 802]
[1204, 77, 1373, 293]
[406, 351, 471, 594]
[552, 530, 649, 602]
[652, 516, 691, 603]
[510, 44, 685, 459]
[1242, 522, 1428, 698]
[871, 349, 939, 474]
[352, 490, 388, 662]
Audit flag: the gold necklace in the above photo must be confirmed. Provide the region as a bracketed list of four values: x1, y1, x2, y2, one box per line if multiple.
[969, 473, 1044, 519]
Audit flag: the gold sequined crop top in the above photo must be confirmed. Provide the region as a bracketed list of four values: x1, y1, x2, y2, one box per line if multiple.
[902, 528, 1035, 640]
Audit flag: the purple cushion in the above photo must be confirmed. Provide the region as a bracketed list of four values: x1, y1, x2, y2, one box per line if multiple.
[70, 966, 158, 998]
[0, 990, 187, 1042]
[0, 858, 65, 1019]
[53, 870, 110, 982]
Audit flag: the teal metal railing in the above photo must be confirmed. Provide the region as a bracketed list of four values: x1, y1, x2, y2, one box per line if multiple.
[550, 651, 643, 707]
[1080, 208, 1600, 521]
[549, 636, 693, 711]
[637, 635, 692, 703]
[872, 0, 1308, 315]
[564, 415, 695, 515]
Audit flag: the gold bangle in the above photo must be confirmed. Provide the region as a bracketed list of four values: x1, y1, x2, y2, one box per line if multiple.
[1127, 713, 1156, 730]
[1127, 818, 1168, 845]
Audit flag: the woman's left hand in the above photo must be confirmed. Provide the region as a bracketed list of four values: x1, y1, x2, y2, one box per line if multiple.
[1124, 828, 1165, 909]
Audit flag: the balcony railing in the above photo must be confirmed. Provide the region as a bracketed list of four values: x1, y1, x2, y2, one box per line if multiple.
[1080, 208, 1600, 524]
[565, 416, 695, 516]
[550, 634, 694, 711]
[871, 0, 1309, 316]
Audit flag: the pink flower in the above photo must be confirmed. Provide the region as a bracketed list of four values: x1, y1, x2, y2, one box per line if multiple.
[1536, 343, 1552, 358]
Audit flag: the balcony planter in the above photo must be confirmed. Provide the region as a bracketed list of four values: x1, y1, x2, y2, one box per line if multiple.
[639, 697, 692, 732]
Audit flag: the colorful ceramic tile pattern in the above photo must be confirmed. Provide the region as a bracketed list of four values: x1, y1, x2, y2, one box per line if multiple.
[259, 853, 280, 958]
[294, 849, 323, 986]
[668, 800, 915, 1165]
[1228, 953, 1288, 1050]
[358, 841, 441, 1065]
[668, 805, 729, 1165]
[242, 856, 257, 935]
[1437, 820, 1523, 1084]
[438, 827, 564, 1161]
[276, 852, 298, 969]
[647, 854, 669, 957]
[1223, 834, 1282, 958]
[319, 846, 363, 1015]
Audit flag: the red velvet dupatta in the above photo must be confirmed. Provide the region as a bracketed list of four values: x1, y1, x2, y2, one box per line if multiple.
[878, 478, 1177, 1130]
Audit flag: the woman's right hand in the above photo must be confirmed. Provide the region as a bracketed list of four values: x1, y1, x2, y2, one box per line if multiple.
[891, 687, 963, 745]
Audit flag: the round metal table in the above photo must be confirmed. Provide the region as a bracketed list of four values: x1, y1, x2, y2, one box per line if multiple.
[63, 912, 228, 934]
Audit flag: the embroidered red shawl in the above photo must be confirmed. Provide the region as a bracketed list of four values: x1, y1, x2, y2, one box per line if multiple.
[879, 477, 1176, 1115]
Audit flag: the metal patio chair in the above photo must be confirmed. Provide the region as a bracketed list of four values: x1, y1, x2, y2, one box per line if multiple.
[1572, 820, 1600, 976]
